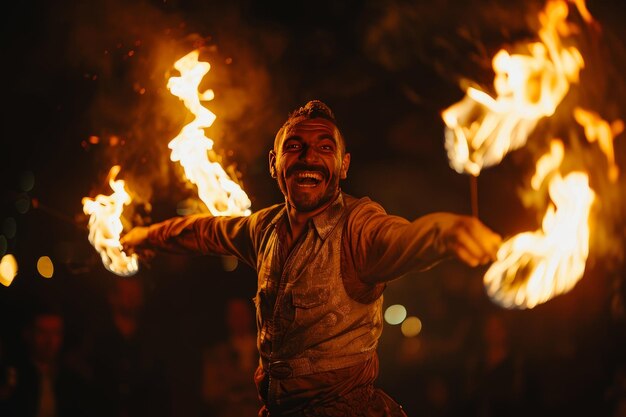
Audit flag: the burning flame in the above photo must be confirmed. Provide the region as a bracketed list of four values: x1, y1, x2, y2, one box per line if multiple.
[82, 166, 138, 276]
[531, 139, 564, 190]
[440, 0, 613, 308]
[484, 168, 595, 309]
[574, 107, 623, 182]
[442, 0, 584, 176]
[167, 50, 251, 216]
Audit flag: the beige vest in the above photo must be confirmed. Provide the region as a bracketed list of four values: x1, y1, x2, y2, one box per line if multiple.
[255, 194, 383, 384]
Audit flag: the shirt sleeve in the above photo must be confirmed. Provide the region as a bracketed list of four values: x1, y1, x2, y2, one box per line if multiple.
[347, 199, 453, 284]
[147, 213, 258, 269]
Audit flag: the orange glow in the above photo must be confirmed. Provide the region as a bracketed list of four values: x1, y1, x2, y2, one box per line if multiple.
[401, 316, 422, 337]
[37, 256, 54, 279]
[484, 169, 595, 309]
[442, 0, 584, 175]
[166, 50, 251, 216]
[574, 107, 623, 182]
[82, 166, 138, 276]
[0, 254, 18, 287]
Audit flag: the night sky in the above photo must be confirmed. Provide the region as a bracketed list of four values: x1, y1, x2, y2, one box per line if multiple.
[2, 0, 626, 416]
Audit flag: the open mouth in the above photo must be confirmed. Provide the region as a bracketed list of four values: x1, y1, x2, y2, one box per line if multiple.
[293, 171, 324, 187]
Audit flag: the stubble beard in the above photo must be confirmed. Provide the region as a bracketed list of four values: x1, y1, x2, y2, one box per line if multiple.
[278, 174, 340, 213]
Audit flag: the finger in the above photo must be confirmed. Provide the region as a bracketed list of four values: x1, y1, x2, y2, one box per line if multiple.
[454, 227, 490, 261]
[454, 245, 481, 267]
[465, 220, 502, 260]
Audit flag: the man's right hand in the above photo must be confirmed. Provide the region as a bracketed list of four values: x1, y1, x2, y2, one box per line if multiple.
[120, 226, 150, 257]
[435, 214, 502, 268]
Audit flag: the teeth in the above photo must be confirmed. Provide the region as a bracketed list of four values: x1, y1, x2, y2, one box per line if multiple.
[296, 172, 323, 181]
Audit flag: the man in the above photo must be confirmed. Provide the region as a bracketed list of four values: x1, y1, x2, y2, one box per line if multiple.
[121, 100, 502, 416]
[3, 306, 91, 417]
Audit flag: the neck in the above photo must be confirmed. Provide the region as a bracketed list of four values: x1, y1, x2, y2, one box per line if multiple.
[286, 191, 339, 242]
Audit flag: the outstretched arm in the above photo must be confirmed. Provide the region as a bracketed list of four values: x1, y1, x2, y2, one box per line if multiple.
[348, 200, 501, 283]
[120, 226, 150, 256]
[120, 214, 258, 268]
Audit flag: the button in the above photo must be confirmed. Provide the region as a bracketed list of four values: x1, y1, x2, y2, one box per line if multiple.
[269, 361, 292, 379]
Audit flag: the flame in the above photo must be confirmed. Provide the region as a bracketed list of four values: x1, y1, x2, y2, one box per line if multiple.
[531, 139, 564, 190]
[442, 0, 584, 175]
[484, 169, 595, 309]
[569, 0, 595, 25]
[574, 107, 623, 182]
[82, 166, 138, 276]
[167, 50, 251, 216]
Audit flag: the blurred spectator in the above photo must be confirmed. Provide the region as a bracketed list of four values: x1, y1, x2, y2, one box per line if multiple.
[0, 304, 91, 417]
[201, 297, 259, 417]
[90, 278, 170, 417]
[463, 313, 526, 417]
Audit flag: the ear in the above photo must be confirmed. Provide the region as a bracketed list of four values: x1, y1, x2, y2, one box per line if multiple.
[340, 153, 350, 180]
[269, 150, 277, 178]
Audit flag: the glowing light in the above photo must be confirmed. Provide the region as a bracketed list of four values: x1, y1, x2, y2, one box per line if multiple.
[401, 316, 422, 337]
[484, 170, 595, 309]
[442, 0, 584, 175]
[37, 256, 54, 279]
[0, 254, 18, 287]
[384, 304, 407, 325]
[82, 166, 138, 276]
[167, 50, 251, 216]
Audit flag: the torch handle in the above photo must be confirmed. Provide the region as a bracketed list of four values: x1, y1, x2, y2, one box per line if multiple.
[470, 175, 479, 218]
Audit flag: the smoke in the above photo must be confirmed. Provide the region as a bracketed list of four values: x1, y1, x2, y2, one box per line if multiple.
[361, 0, 543, 91]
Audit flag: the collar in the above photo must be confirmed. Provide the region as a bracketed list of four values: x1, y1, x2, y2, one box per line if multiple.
[269, 192, 345, 241]
[311, 192, 345, 240]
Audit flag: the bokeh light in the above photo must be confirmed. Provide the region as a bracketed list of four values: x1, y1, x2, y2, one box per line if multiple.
[37, 256, 54, 278]
[401, 316, 423, 337]
[0, 254, 18, 286]
[221, 256, 239, 272]
[384, 304, 407, 325]
[19, 170, 35, 192]
[2, 218, 17, 239]
[15, 196, 30, 214]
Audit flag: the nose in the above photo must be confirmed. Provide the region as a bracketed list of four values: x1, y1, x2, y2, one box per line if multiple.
[299, 144, 319, 163]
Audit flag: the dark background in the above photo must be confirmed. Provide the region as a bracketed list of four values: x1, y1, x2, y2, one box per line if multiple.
[1, 0, 626, 416]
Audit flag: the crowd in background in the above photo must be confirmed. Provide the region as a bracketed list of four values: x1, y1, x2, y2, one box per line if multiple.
[0, 255, 625, 417]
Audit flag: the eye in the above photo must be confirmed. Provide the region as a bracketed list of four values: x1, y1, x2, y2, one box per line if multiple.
[283, 141, 301, 151]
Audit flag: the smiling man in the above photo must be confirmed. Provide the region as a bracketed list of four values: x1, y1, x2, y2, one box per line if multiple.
[121, 100, 502, 416]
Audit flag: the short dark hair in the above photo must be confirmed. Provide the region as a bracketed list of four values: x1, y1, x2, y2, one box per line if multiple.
[273, 100, 346, 153]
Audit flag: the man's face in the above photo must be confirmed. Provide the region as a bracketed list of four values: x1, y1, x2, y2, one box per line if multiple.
[30, 314, 63, 363]
[270, 118, 350, 213]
